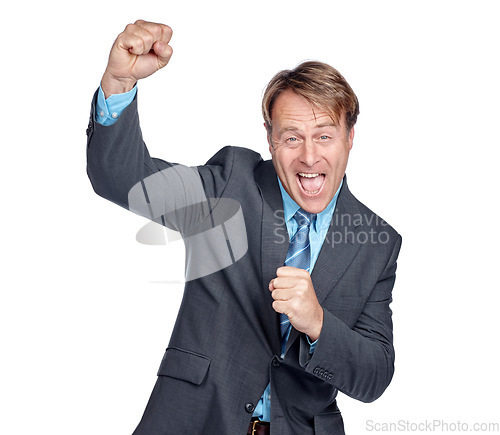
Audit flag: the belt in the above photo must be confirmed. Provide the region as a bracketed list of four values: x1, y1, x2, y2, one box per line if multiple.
[247, 418, 270, 435]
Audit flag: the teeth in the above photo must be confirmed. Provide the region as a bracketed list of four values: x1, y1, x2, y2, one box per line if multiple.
[304, 189, 319, 194]
[298, 173, 320, 178]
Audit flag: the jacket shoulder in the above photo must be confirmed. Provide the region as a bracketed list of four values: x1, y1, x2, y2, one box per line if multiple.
[205, 146, 263, 169]
[196, 146, 264, 199]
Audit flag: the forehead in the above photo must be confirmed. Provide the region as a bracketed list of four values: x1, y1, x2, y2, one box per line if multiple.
[271, 90, 338, 127]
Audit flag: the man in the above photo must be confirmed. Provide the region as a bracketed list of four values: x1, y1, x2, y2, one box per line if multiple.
[87, 20, 402, 435]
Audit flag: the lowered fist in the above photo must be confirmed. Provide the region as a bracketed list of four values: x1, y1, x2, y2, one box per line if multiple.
[270, 266, 324, 341]
[101, 20, 173, 98]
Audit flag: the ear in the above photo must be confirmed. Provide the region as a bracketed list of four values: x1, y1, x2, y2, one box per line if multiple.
[348, 126, 355, 150]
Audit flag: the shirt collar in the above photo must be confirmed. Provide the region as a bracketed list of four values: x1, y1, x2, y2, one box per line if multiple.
[277, 177, 343, 232]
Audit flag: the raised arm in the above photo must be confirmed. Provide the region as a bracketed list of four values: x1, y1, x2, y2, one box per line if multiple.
[86, 20, 174, 208]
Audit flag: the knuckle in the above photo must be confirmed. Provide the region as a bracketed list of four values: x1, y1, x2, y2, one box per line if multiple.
[143, 32, 154, 45]
[163, 25, 173, 37]
[125, 23, 135, 32]
[151, 24, 162, 35]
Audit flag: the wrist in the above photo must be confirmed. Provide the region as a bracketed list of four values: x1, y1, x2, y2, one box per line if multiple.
[101, 71, 136, 99]
[306, 308, 324, 342]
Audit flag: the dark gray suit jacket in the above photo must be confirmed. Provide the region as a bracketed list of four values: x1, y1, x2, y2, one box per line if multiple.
[86, 90, 402, 435]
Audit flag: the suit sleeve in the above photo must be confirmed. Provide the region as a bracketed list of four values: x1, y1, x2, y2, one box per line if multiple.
[86, 88, 172, 209]
[86, 89, 233, 232]
[302, 233, 402, 403]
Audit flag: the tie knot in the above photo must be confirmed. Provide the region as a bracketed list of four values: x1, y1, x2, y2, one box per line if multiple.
[294, 209, 315, 228]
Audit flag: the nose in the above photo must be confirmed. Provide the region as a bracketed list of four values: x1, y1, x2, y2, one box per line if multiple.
[299, 139, 320, 167]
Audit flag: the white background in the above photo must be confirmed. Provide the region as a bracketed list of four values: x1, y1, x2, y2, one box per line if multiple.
[1, 1, 499, 433]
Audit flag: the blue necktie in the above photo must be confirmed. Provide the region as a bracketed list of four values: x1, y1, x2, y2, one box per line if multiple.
[280, 209, 316, 349]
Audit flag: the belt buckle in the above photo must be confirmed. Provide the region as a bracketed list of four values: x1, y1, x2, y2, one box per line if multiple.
[251, 419, 259, 435]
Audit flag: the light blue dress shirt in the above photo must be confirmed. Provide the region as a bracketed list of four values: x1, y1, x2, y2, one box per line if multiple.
[94, 85, 343, 422]
[95, 85, 137, 125]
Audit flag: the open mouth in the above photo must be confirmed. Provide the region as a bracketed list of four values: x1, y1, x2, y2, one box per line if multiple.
[297, 172, 326, 195]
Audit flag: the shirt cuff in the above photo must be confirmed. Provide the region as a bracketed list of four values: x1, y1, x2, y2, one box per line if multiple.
[306, 335, 318, 354]
[95, 84, 137, 126]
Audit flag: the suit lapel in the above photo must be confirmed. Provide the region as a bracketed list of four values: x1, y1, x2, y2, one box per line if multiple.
[255, 160, 288, 356]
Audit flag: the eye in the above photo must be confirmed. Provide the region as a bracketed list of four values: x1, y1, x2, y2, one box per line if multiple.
[319, 135, 330, 140]
[284, 136, 301, 146]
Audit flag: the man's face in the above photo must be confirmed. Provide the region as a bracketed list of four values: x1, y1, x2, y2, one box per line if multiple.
[268, 90, 354, 214]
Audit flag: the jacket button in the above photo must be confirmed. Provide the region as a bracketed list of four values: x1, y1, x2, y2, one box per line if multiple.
[245, 402, 255, 413]
[272, 356, 281, 367]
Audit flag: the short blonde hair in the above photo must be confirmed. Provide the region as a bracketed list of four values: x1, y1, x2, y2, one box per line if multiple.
[262, 61, 359, 135]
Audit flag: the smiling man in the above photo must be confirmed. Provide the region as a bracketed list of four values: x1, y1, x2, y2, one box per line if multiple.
[264, 72, 356, 216]
[86, 20, 402, 435]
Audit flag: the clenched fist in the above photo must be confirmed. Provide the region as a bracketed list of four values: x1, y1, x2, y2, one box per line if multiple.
[101, 20, 173, 98]
[269, 266, 324, 341]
